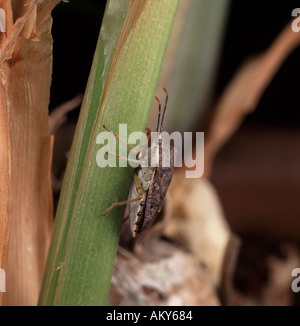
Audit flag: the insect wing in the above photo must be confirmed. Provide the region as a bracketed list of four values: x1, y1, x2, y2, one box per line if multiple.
[143, 168, 161, 231]
[143, 145, 174, 231]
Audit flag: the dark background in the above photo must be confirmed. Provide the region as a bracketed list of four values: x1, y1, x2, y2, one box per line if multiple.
[50, 0, 105, 111]
[217, 0, 300, 126]
[50, 0, 300, 125]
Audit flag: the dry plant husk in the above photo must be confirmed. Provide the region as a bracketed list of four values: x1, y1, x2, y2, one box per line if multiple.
[0, 0, 59, 306]
[205, 22, 300, 175]
[109, 171, 239, 306]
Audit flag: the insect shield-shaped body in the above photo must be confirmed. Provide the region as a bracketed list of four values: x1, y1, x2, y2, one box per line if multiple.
[129, 128, 174, 237]
[101, 89, 174, 238]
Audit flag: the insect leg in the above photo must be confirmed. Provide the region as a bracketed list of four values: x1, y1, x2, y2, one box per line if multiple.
[154, 96, 161, 132]
[101, 196, 143, 217]
[105, 151, 142, 165]
[145, 127, 151, 136]
[103, 124, 139, 155]
[160, 88, 168, 129]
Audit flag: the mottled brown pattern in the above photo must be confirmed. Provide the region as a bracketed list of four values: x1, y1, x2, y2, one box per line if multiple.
[143, 143, 174, 232]
[133, 191, 147, 237]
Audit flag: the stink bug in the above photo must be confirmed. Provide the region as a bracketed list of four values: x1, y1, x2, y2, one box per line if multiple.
[101, 88, 174, 237]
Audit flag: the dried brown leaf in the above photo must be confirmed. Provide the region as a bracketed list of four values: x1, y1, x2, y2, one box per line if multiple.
[205, 22, 300, 175]
[0, 0, 60, 306]
[49, 94, 83, 134]
[0, 75, 11, 306]
[165, 171, 232, 287]
[12, 0, 37, 39]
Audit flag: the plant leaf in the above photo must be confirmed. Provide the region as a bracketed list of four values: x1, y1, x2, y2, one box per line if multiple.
[1, 0, 60, 306]
[39, 0, 179, 306]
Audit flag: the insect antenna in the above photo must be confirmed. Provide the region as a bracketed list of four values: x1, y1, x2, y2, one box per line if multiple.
[154, 96, 161, 132]
[160, 88, 168, 132]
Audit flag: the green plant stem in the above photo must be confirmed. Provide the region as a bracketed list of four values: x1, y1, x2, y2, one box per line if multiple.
[39, 0, 178, 306]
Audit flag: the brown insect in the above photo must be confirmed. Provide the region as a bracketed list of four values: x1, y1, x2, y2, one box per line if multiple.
[101, 88, 174, 237]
